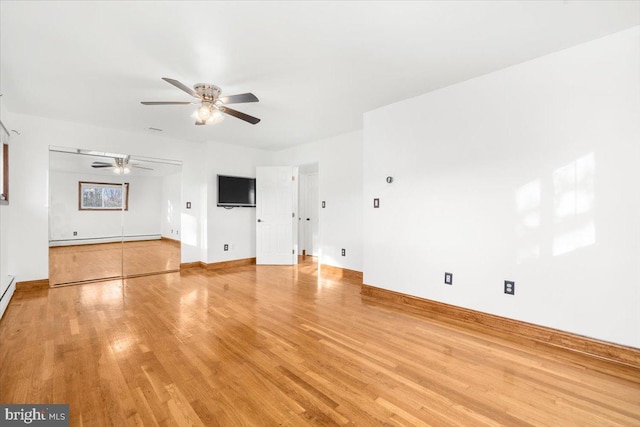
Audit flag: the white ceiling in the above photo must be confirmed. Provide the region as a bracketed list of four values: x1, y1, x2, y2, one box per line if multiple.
[1, 1, 638, 151]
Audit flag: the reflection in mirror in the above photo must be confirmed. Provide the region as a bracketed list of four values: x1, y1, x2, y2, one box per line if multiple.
[49, 149, 125, 285]
[122, 155, 182, 278]
[48, 147, 182, 286]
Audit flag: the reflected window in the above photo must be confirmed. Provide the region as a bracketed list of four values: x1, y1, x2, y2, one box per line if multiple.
[79, 181, 129, 211]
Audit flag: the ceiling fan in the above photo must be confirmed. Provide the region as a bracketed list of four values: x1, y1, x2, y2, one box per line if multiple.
[141, 77, 260, 125]
[91, 157, 153, 175]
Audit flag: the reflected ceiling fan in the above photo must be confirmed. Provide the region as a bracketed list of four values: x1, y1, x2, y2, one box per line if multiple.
[91, 157, 153, 175]
[141, 77, 260, 125]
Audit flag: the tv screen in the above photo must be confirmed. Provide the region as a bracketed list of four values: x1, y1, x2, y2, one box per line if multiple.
[217, 175, 256, 207]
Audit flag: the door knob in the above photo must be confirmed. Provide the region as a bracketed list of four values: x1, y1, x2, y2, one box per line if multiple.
[306, 218, 310, 221]
[257, 219, 262, 222]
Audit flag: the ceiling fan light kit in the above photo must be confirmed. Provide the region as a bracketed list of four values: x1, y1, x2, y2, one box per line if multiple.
[198, 104, 213, 120]
[91, 157, 153, 174]
[113, 166, 130, 175]
[141, 78, 260, 126]
[113, 158, 130, 175]
[194, 101, 224, 125]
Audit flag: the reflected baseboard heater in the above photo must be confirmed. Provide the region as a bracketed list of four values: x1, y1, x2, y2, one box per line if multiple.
[0, 275, 16, 320]
[49, 234, 162, 247]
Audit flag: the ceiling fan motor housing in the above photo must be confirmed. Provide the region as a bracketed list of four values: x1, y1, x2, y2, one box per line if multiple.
[194, 83, 221, 102]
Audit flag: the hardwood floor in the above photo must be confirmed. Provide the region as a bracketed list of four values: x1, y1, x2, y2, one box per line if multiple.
[49, 239, 180, 285]
[1, 258, 639, 426]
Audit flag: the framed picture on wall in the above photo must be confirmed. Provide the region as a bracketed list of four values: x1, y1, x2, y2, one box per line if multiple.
[79, 181, 129, 211]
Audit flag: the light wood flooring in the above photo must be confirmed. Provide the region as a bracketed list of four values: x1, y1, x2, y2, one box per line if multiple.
[49, 239, 180, 285]
[1, 258, 639, 426]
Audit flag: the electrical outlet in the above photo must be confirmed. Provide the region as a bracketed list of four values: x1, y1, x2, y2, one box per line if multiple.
[322, 201, 326, 208]
[504, 280, 515, 295]
[444, 272, 453, 285]
[373, 198, 380, 208]
[171, 229, 173, 234]
[186, 202, 191, 209]
[224, 244, 229, 251]
[341, 248, 346, 256]
[73, 231, 77, 236]
[176, 230, 179, 235]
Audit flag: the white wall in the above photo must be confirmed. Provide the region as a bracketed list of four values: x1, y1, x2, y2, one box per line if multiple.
[363, 27, 640, 348]
[49, 170, 163, 242]
[161, 171, 182, 240]
[2, 112, 207, 281]
[206, 141, 270, 263]
[0, 115, 14, 319]
[275, 131, 363, 272]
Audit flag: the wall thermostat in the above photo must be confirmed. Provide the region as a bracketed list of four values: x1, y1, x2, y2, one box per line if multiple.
[386, 176, 393, 184]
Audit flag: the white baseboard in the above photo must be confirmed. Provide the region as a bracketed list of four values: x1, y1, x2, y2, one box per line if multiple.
[49, 234, 162, 247]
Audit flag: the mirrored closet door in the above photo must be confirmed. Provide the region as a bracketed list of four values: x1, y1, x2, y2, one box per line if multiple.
[48, 147, 182, 286]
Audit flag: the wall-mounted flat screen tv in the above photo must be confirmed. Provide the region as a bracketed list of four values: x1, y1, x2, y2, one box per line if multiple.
[217, 175, 256, 207]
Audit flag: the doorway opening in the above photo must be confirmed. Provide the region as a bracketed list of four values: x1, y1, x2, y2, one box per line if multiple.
[298, 162, 319, 262]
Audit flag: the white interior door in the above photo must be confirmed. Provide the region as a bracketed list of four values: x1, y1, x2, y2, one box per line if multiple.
[305, 172, 319, 256]
[256, 166, 297, 265]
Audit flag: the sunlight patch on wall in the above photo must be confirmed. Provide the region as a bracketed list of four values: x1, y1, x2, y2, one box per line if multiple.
[553, 152, 595, 221]
[515, 179, 541, 264]
[181, 212, 197, 247]
[166, 200, 173, 224]
[552, 152, 596, 256]
[553, 220, 596, 257]
[517, 244, 541, 264]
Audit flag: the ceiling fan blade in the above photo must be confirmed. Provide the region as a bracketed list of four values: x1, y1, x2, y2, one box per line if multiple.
[219, 106, 261, 125]
[141, 101, 195, 105]
[162, 77, 201, 99]
[91, 162, 113, 168]
[219, 93, 259, 104]
[132, 165, 154, 171]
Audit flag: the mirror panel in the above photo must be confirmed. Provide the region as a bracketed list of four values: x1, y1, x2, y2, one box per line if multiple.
[49, 149, 125, 285]
[122, 156, 182, 277]
[48, 147, 182, 286]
